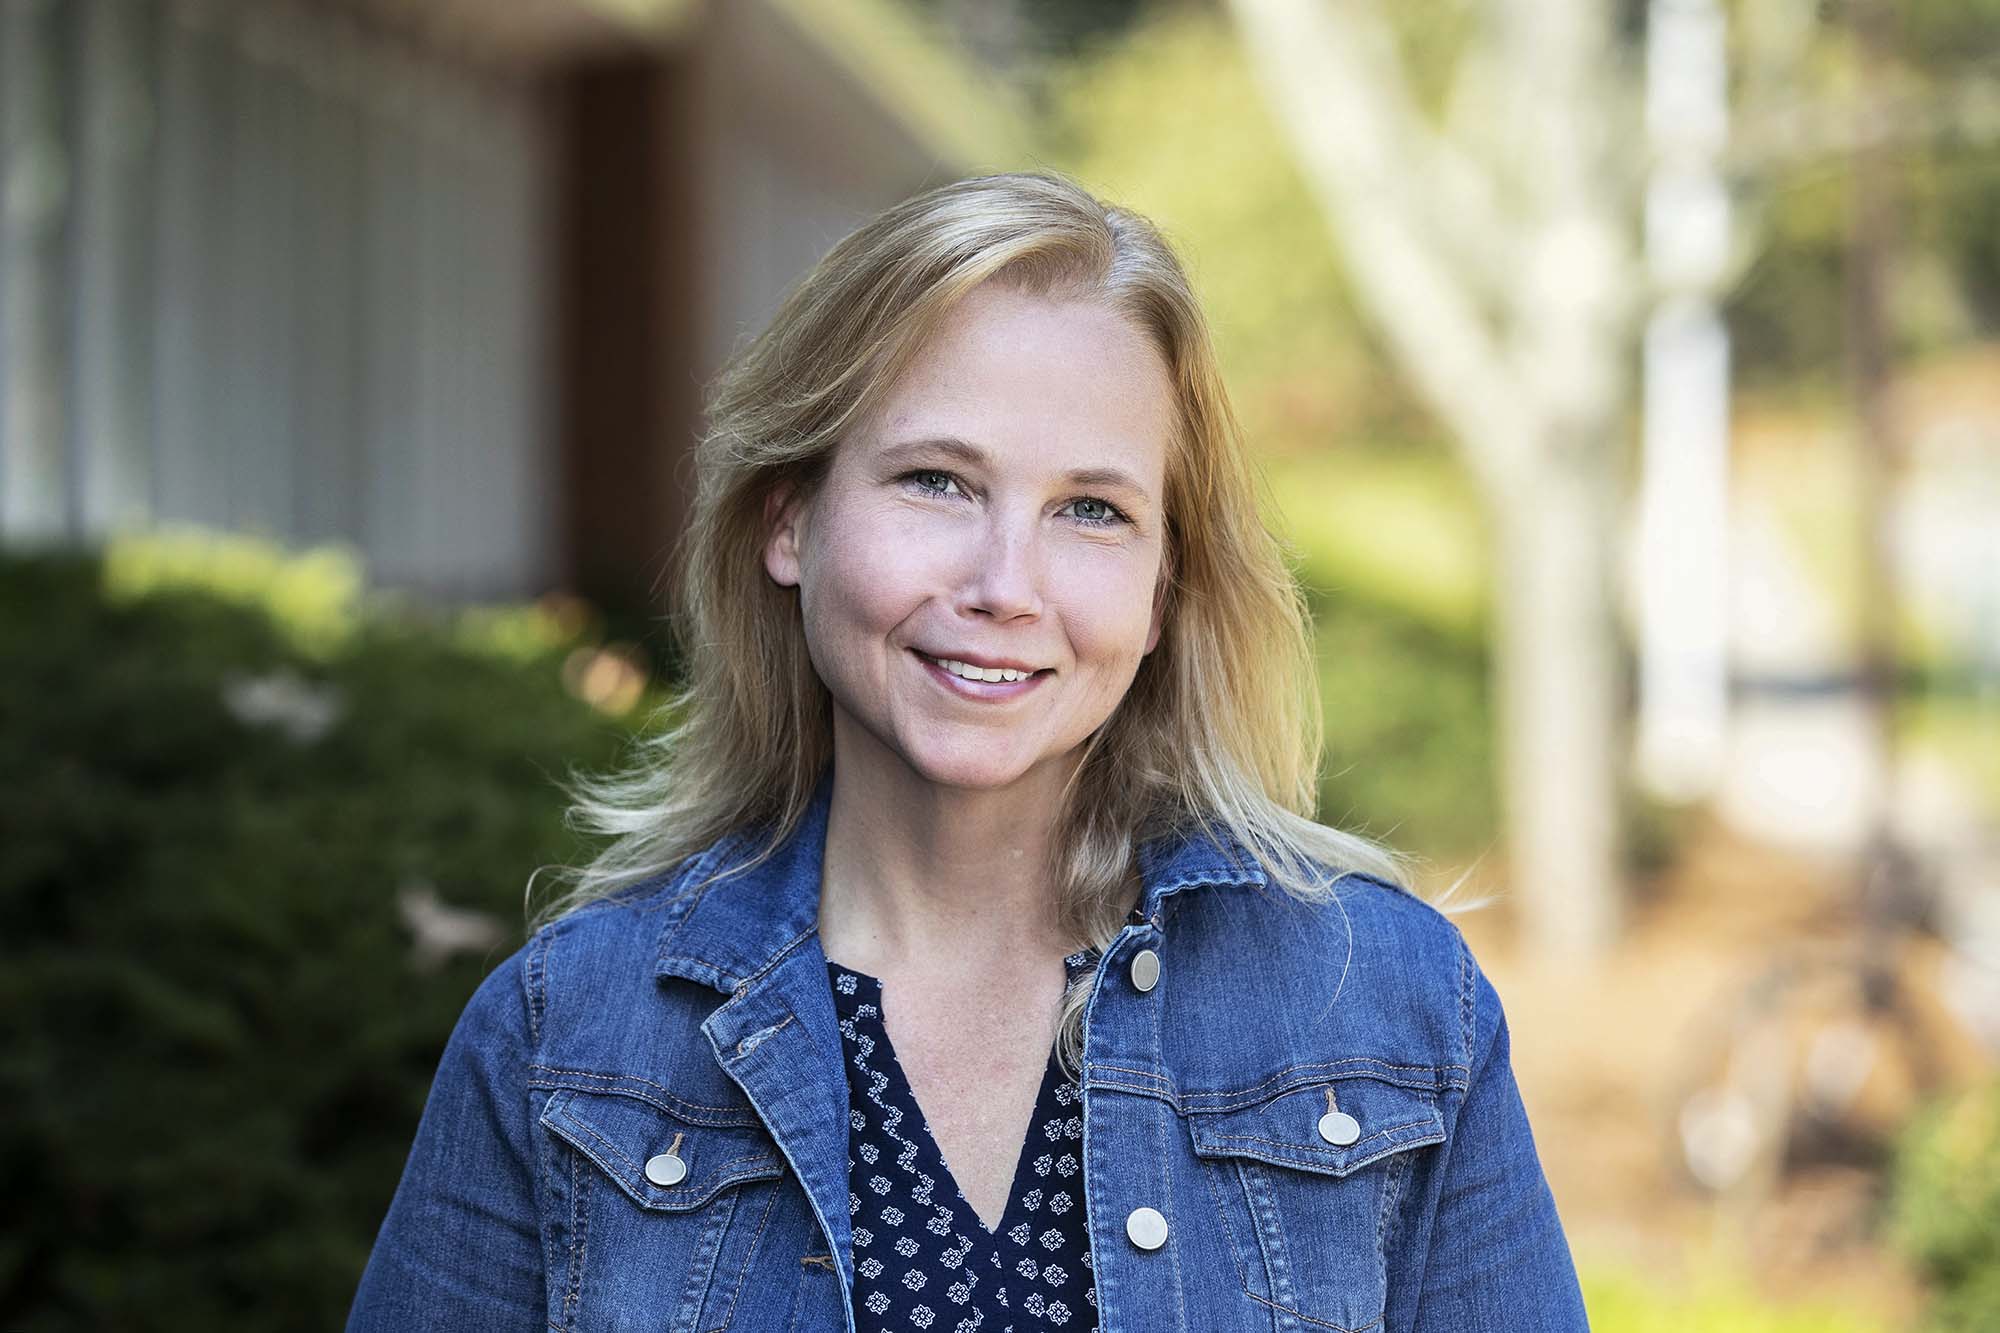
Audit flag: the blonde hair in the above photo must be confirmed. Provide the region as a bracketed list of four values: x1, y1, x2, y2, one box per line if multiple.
[537, 170, 1415, 1068]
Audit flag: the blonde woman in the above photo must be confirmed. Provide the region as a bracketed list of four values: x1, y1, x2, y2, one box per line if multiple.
[348, 171, 1587, 1332]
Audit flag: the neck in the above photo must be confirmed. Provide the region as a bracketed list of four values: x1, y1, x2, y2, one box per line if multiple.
[815, 746, 1082, 978]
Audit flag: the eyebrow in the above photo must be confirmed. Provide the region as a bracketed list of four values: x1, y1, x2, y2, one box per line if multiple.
[878, 435, 1155, 500]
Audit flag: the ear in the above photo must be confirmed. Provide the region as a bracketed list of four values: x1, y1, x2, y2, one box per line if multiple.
[762, 480, 808, 589]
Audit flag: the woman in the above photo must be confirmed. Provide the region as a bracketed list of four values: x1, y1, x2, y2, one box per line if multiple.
[348, 171, 1588, 1332]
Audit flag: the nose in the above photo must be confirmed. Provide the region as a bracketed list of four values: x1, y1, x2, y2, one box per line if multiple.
[955, 511, 1043, 622]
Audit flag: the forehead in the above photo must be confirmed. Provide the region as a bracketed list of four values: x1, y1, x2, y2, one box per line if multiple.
[850, 284, 1176, 484]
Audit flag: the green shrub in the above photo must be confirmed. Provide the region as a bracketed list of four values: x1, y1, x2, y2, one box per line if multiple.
[1891, 1078, 2000, 1332]
[1581, 1264, 1887, 1333]
[1310, 581, 1498, 861]
[0, 545, 634, 1329]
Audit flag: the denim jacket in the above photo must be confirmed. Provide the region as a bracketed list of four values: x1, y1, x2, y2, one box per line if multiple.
[348, 769, 1589, 1331]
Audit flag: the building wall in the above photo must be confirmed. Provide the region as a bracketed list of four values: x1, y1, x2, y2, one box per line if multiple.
[0, 0, 556, 600]
[0, 0, 999, 606]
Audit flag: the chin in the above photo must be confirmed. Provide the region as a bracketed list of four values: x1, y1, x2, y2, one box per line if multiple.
[899, 746, 1045, 793]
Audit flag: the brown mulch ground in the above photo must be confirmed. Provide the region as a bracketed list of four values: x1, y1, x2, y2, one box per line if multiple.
[1446, 811, 1978, 1326]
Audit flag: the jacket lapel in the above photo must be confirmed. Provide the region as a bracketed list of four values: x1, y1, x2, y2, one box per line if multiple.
[645, 762, 1272, 1322]
[651, 768, 857, 1308]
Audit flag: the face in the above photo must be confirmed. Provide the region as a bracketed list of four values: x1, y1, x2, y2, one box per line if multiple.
[762, 281, 1175, 796]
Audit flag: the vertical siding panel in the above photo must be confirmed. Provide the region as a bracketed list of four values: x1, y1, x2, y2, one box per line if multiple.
[8, 0, 557, 596]
[289, 15, 363, 549]
[481, 85, 552, 598]
[358, 49, 421, 586]
[460, 83, 503, 600]
[149, 0, 211, 529]
[72, 0, 157, 537]
[431, 79, 474, 598]
[224, 10, 294, 540]
[0, 0, 76, 542]
[410, 70, 448, 592]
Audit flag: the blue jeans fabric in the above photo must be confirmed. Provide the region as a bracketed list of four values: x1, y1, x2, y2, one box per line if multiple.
[348, 767, 1590, 1331]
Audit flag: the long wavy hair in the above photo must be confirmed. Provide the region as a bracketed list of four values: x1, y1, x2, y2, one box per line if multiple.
[536, 170, 1420, 1067]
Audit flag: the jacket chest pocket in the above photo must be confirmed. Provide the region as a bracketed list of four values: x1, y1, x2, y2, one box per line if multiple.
[1185, 1073, 1447, 1333]
[536, 1084, 811, 1333]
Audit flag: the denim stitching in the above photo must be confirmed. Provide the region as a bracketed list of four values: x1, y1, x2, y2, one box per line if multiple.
[667, 1185, 737, 1333]
[788, 1254, 834, 1333]
[724, 927, 817, 995]
[1457, 929, 1475, 1071]
[1152, 972, 1193, 1333]
[1085, 1063, 1469, 1113]
[562, 1143, 589, 1328]
[1175, 1061, 1467, 1106]
[535, 1098, 563, 1321]
[526, 931, 548, 1047]
[1090, 1062, 1171, 1082]
[1193, 1153, 1255, 1290]
[529, 1067, 765, 1123]
[1240, 1160, 1298, 1318]
[545, 1095, 781, 1207]
[1240, 1289, 1385, 1333]
[1197, 1116, 1442, 1156]
[1234, 1158, 1395, 1332]
[702, 1180, 781, 1333]
[1374, 1150, 1413, 1316]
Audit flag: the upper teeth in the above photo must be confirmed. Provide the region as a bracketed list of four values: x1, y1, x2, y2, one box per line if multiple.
[932, 656, 1034, 683]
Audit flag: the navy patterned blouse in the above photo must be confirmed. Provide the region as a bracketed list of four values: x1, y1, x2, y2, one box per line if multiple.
[829, 952, 1101, 1333]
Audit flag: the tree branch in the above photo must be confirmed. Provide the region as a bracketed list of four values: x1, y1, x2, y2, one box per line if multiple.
[1223, 0, 1534, 490]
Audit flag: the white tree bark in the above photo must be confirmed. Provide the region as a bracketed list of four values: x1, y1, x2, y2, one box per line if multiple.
[1226, 0, 1635, 961]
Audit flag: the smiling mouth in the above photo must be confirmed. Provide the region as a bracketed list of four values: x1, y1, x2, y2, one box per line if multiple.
[911, 649, 1053, 685]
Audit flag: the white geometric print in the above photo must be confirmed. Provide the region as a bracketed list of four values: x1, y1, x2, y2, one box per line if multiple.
[831, 961, 1096, 1332]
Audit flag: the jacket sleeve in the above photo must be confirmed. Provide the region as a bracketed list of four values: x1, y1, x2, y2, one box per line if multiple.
[347, 946, 546, 1331]
[1409, 949, 1590, 1331]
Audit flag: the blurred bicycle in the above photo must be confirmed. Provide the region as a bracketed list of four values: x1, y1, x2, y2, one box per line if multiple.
[1664, 828, 2000, 1249]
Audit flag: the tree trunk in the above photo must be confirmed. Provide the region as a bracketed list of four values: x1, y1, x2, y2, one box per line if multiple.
[1493, 434, 1626, 962]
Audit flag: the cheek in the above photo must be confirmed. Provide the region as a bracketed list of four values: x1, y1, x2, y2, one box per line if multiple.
[1055, 550, 1161, 671]
[802, 510, 930, 635]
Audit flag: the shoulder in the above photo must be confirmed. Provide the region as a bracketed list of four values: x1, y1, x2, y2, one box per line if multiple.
[1174, 867, 1470, 988]
[533, 868, 715, 1014]
[1164, 868, 1482, 1084]
[439, 878, 687, 1054]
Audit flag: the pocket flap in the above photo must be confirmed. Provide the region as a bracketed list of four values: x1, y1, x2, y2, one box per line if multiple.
[1187, 1075, 1446, 1177]
[540, 1087, 786, 1210]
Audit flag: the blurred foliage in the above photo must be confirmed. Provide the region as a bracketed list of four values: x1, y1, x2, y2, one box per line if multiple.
[1041, 3, 1429, 458]
[1269, 450, 1489, 641]
[100, 527, 367, 660]
[1268, 449, 1499, 857]
[1890, 1078, 2000, 1332]
[0, 542, 636, 1328]
[1310, 580, 1496, 860]
[1043, 6, 1517, 866]
[1580, 1264, 1889, 1332]
[1901, 691, 2000, 821]
[1725, 0, 2000, 389]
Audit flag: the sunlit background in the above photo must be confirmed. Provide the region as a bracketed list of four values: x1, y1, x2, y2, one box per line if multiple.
[3, 0, 1998, 1327]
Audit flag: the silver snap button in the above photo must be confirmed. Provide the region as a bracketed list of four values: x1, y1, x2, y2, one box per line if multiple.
[644, 1153, 688, 1186]
[1125, 1205, 1168, 1251]
[1129, 948, 1161, 993]
[1318, 1111, 1361, 1147]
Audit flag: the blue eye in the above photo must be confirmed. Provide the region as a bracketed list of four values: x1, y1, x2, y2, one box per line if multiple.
[901, 469, 962, 498]
[1064, 496, 1128, 528]
[898, 469, 1130, 529]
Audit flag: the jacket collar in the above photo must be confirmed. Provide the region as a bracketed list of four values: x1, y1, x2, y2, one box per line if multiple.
[655, 765, 1268, 995]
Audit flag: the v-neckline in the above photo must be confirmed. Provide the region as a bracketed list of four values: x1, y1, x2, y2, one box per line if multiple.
[827, 958, 1077, 1238]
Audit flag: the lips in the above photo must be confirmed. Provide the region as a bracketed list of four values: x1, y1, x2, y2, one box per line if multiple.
[911, 649, 1051, 698]
[911, 648, 1051, 676]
